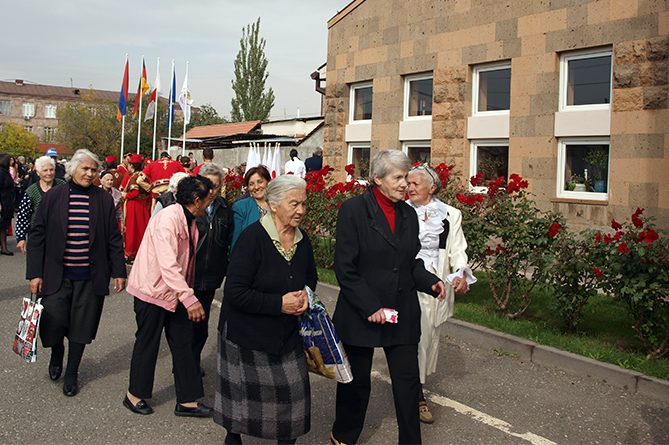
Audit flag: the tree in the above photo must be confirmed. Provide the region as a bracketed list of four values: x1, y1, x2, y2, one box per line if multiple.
[0, 122, 39, 160]
[186, 103, 228, 131]
[230, 17, 275, 122]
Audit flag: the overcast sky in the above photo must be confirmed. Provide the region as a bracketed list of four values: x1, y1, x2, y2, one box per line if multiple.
[2, 0, 343, 121]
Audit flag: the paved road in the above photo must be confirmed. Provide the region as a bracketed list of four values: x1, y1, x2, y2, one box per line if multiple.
[0, 236, 667, 444]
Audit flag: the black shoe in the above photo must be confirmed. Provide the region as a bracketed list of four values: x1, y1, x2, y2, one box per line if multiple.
[174, 402, 213, 417]
[63, 381, 78, 397]
[1, 250, 13, 256]
[49, 364, 62, 381]
[123, 395, 154, 415]
[200, 367, 206, 377]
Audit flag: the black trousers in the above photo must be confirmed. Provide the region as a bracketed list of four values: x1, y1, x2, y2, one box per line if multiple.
[332, 343, 421, 445]
[193, 289, 215, 369]
[128, 297, 203, 404]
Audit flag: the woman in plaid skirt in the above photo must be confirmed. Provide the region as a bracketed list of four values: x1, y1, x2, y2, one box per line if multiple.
[214, 175, 317, 445]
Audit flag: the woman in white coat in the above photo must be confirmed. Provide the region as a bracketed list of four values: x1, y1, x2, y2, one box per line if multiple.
[406, 164, 475, 424]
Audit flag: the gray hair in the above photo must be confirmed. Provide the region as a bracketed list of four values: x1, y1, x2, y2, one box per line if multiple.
[17, 156, 25, 162]
[65, 149, 101, 181]
[199, 162, 225, 182]
[168, 172, 189, 193]
[34, 155, 55, 173]
[408, 164, 441, 195]
[313, 146, 323, 156]
[265, 174, 306, 208]
[369, 149, 411, 183]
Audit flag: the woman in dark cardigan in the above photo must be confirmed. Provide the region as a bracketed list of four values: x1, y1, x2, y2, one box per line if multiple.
[330, 149, 445, 445]
[215, 174, 317, 445]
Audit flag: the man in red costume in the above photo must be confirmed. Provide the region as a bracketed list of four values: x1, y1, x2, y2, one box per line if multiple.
[118, 153, 131, 177]
[137, 152, 185, 210]
[121, 154, 150, 263]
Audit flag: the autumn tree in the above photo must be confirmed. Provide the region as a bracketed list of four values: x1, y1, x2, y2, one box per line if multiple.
[0, 122, 39, 160]
[230, 17, 275, 122]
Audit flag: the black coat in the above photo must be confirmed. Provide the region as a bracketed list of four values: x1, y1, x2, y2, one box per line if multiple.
[26, 183, 126, 296]
[194, 195, 233, 290]
[0, 168, 14, 222]
[332, 187, 440, 348]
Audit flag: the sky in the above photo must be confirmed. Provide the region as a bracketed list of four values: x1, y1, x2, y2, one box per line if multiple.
[2, 0, 344, 121]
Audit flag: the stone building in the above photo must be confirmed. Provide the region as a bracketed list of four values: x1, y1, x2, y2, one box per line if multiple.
[324, 0, 669, 230]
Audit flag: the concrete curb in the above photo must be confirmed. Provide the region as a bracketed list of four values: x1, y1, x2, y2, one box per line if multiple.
[314, 283, 669, 403]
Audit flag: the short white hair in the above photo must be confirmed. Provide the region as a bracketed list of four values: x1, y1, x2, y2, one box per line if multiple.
[265, 174, 306, 208]
[65, 149, 101, 181]
[168, 172, 189, 193]
[34, 156, 55, 173]
[369, 149, 411, 182]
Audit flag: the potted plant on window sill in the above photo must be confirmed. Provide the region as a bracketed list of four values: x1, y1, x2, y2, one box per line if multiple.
[584, 149, 608, 193]
[567, 174, 588, 192]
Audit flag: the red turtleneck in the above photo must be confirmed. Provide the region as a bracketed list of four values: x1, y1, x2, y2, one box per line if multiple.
[372, 186, 396, 233]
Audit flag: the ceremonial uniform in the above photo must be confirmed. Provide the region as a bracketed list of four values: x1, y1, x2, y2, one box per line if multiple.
[122, 169, 150, 260]
[137, 158, 185, 199]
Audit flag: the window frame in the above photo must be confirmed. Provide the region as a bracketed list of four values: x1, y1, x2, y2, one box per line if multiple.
[559, 47, 613, 112]
[349, 81, 373, 124]
[0, 100, 10, 115]
[44, 127, 57, 142]
[45, 103, 57, 119]
[22, 102, 35, 118]
[469, 139, 510, 193]
[556, 137, 610, 200]
[347, 142, 371, 183]
[402, 141, 432, 165]
[472, 61, 512, 116]
[403, 73, 433, 121]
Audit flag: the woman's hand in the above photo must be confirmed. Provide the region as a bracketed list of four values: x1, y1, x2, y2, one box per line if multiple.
[432, 281, 446, 301]
[452, 277, 468, 295]
[187, 301, 205, 322]
[30, 278, 42, 295]
[367, 309, 386, 324]
[17, 240, 26, 254]
[281, 290, 308, 316]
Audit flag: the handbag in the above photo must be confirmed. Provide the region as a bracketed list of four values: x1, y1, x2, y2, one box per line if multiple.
[299, 286, 353, 384]
[13, 294, 43, 363]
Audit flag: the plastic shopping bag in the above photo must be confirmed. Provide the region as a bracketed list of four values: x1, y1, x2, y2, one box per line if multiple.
[299, 286, 353, 383]
[13, 295, 43, 363]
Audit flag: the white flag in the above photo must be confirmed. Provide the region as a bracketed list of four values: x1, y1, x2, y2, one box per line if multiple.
[178, 68, 192, 125]
[271, 144, 282, 178]
[144, 69, 162, 122]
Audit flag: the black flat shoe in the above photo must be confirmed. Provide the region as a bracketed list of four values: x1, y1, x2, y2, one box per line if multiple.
[174, 402, 213, 417]
[1, 250, 13, 256]
[49, 364, 62, 381]
[63, 381, 78, 397]
[123, 395, 154, 415]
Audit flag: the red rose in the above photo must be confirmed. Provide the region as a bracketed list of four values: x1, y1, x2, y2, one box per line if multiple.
[593, 268, 604, 278]
[345, 164, 355, 176]
[548, 223, 561, 237]
[618, 243, 631, 254]
[614, 231, 622, 241]
[611, 220, 622, 230]
[595, 233, 602, 242]
[604, 234, 612, 244]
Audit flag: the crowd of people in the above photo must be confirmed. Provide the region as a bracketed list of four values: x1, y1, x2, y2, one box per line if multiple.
[5, 145, 473, 444]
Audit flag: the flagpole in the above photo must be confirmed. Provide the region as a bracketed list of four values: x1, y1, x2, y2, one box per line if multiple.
[152, 57, 160, 161]
[120, 53, 128, 159]
[168, 59, 174, 156]
[181, 61, 189, 157]
[136, 55, 144, 154]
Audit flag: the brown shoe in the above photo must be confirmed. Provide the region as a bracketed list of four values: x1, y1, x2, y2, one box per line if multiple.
[419, 401, 434, 424]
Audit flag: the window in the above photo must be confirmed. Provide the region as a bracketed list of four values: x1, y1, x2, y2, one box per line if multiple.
[45, 104, 57, 119]
[22, 102, 35, 118]
[44, 127, 57, 142]
[473, 62, 511, 115]
[405, 74, 432, 118]
[560, 49, 612, 110]
[470, 140, 509, 192]
[347, 143, 370, 181]
[350, 82, 373, 122]
[557, 138, 610, 199]
[24, 126, 33, 133]
[403, 141, 431, 165]
[0, 100, 10, 115]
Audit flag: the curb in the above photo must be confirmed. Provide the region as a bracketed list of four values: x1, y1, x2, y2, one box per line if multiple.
[314, 282, 669, 403]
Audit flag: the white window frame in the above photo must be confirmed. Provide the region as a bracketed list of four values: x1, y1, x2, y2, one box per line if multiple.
[349, 82, 373, 124]
[22, 102, 35, 118]
[559, 48, 612, 112]
[0, 100, 10, 115]
[45, 104, 57, 119]
[556, 137, 610, 200]
[44, 127, 57, 142]
[347, 143, 370, 183]
[403, 73, 433, 121]
[472, 61, 512, 116]
[24, 126, 33, 133]
[469, 139, 510, 193]
[402, 141, 432, 164]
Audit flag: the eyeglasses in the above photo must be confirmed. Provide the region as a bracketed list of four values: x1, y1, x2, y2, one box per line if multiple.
[409, 164, 438, 186]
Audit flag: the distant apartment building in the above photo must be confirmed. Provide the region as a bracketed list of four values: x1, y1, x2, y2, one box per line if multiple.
[324, 0, 669, 230]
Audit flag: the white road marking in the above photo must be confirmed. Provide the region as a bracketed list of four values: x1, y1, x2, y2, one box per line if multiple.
[371, 370, 557, 445]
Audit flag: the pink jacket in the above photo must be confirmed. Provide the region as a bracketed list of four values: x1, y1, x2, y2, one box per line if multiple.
[127, 203, 199, 312]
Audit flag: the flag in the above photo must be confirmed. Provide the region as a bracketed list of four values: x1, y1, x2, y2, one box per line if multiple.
[117, 57, 129, 121]
[144, 68, 161, 122]
[178, 67, 192, 125]
[262, 143, 269, 167]
[132, 57, 150, 118]
[167, 64, 176, 128]
[271, 144, 282, 179]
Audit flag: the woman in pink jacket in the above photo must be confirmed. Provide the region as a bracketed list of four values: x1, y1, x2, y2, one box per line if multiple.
[123, 175, 216, 417]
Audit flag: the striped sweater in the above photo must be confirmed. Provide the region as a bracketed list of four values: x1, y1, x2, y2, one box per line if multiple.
[62, 182, 91, 281]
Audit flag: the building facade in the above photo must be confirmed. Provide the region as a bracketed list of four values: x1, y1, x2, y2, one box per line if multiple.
[324, 0, 669, 230]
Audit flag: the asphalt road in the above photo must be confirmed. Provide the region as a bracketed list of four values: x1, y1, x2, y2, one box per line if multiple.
[0, 236, 667, 445]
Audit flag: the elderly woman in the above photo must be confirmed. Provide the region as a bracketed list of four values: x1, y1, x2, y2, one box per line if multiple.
[16, 156, 67, 254]
[100, 170, 124, 234]
[230, 165, 271, 250]
[27, 149, 126, 397]
[215, 174, 316, 445]
[0, 154, 16, 255]
[330, 149, 445, 445]
[406, 164, 474, 424]
[124, 175, 215, 417]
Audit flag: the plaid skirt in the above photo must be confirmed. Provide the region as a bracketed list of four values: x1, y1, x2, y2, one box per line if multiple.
[214, 323, 311, 440]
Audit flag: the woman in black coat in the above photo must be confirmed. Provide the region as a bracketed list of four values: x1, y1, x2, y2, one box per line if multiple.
[0, 153, 16, 255]
[330, 149, 445, 445]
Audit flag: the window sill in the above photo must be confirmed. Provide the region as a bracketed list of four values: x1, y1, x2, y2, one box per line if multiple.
[551, 197, 609, 206]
